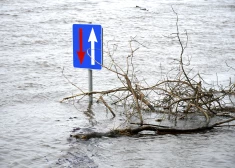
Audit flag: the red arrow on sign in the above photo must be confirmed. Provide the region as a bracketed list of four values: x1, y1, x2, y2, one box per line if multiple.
[77, 28, 85, 64]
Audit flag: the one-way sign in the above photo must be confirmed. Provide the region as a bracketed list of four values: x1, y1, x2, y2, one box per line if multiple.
[73, 24, 103, 70]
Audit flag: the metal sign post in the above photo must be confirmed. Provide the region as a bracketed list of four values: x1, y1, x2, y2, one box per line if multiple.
[88, 69, 93, 104]
[73, 24, 102, 104]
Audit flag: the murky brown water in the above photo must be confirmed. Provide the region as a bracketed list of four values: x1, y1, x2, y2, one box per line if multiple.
[1, 0, 235, 167]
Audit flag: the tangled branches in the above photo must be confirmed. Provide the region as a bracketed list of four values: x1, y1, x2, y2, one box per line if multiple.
[61, 9, 235, 136]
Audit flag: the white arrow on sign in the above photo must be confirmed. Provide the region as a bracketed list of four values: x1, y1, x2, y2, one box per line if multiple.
[88, 28, 97, 65]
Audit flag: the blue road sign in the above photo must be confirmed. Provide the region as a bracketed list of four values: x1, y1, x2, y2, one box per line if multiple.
[73, 24, 103, 70]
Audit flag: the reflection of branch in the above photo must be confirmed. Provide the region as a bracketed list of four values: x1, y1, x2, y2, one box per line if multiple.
[84, 103, 97, 126]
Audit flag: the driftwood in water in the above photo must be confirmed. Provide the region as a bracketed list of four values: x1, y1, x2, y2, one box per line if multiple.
[72, 117, 235, 140]
[71, 126, 211, 140]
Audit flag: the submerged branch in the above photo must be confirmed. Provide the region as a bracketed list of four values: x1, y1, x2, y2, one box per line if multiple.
[72, 116, 235, 140]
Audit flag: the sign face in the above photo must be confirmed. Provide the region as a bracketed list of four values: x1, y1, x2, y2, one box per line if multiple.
[73, 24, 103, 70]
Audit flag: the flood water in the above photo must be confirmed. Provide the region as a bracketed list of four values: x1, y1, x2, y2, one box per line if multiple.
[1, 0, 235, 167]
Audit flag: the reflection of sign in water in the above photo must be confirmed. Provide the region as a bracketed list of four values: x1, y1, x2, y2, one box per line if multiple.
[73, 24, 103, 70]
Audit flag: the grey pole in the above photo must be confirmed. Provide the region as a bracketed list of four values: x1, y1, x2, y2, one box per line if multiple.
[88, 69, 93, 104]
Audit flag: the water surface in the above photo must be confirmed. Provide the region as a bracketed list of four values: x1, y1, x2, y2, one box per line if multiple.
[1, 0, 235, 167]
